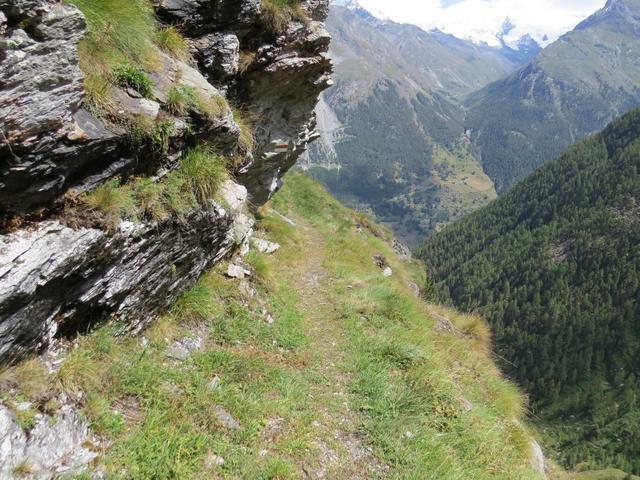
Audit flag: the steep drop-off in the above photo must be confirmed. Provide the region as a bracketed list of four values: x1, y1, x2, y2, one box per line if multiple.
[418, 109, 640, 473]
[0, 173, 548, 479]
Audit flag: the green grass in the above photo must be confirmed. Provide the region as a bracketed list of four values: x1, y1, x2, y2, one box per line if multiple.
[112, 65, 153, 98]
[45, 172, 547, 478]
[165, 84, 228, 119]
[261, 0, 308, 34]
[80, 145, 227, 229]
[155, 27, 190, 62]
[231, 107, 256, 153]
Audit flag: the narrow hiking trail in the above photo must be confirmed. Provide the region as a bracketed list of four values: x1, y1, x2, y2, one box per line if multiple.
[285, 221, 386, 479]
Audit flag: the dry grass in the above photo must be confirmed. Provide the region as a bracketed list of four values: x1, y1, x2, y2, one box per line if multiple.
[0, 358, 51, 401]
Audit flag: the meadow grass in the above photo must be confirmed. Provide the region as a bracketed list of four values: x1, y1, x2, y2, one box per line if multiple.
[34, 172, 543, 478]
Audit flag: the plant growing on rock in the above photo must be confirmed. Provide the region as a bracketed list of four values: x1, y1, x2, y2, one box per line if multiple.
[261, 0, 309, 34]
[80, 145, 228, 230]
[155, 26, 191, 62]
[231, 107, 256, 154]
[112, 65, 153, 98]
[85, 178, 139, 229]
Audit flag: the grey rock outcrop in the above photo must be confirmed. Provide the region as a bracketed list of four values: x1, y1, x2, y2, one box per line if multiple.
[0, 405, 97, 479]
[0, 182, 250, 360]
[155, 0, 261, 37]
[0, 0, 331, 360]
[235, 7, 333, 204]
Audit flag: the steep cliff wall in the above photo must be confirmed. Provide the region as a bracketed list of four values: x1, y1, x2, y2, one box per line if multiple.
[0, 0, 331, 361]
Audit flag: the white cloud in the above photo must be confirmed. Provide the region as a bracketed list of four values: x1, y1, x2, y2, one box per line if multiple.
[354, 0, 606, 46]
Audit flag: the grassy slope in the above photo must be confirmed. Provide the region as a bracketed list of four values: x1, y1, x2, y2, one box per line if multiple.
[2, 173, 540, 479]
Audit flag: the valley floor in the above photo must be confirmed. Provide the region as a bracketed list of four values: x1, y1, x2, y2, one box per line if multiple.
[1, 174, 543, 479]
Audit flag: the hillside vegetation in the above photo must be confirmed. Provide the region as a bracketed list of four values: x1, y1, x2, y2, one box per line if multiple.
[418, 109, 640, 473]
[0, 174, 543, 479]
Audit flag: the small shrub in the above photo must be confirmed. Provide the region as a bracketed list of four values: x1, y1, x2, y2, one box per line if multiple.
[112, 64, 153, 98]
[155, 26, 190, 62]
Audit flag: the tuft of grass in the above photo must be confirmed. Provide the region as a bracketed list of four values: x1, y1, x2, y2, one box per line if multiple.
[245, 251, 270, 282]
[232, 107, 256, 153]
[85, 178, 138, 229]
[238, 51, 257, 74]
[81, 145, 227, 229]
[12, 461, 33, 477]
[155, 26, 191, 62]
[0, 358, 50, 401]
[14, 406, 38, 430]
[179, 145, 227, 204]
[261, 0, 309, 35]
[112, 65, 153, 98]
[132, 178, 169, 221]
[165, 84, 228, 119]
[66, 0, 158, 76]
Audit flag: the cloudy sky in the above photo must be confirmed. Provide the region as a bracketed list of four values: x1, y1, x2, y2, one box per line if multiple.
[355, 0, 606, 46]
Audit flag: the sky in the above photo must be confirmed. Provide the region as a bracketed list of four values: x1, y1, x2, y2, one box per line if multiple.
[354, 0, 606, 47]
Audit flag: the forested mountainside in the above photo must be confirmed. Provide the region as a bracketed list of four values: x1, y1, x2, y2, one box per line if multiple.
[418, 109, 640, 474]
[301, 4, 536, 246]
[466, 0, 640, 193]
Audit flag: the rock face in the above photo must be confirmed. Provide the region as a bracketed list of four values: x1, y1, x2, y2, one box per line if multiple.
[235, 7, 333, 204]
[0, 405, 97, 478]
[0, 182, 251, 360]
[0, 0, 331, 360]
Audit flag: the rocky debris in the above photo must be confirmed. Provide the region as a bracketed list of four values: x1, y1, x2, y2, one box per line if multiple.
[372, 254, 393, 277]
[459, 397, 474, 413]
[226, 262, 251, 280]
[204, 452, 225, 469]
[166, 333, 204, 362]
[252, 237, 280, 254]
[207, 375, 221, 391]
[0, 182, 250, 361]
[393, 240, 412, 261]
[214, 405, 240, 430]
[0, 404, 97, 479]
[407, 282, 421, 298]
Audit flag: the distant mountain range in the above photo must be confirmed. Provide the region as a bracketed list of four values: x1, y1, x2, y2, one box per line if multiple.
[304, 0, 640, 246]
[466, 0, 640, 192]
